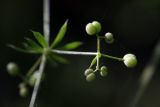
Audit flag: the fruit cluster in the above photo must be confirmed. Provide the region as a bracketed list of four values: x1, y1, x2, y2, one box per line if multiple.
[85, 21, 137, 82]
[84, 66, 108, 82]
[6, 62, 41, 97]
[6, 20, 138, 98]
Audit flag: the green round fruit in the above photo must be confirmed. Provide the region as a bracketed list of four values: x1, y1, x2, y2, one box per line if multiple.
[100, 70, 108, 77]
[6, 62, 19, 76]
[105, 32, 114, 44]
[85, 23, 97, 35]
[100, 66, 107, 72]
[28, 71, 45, 86]
[100, 66, 108, 77]
[86, 73, 96, 82]
[19, 84, 28, 97]
[92, 21, 101, 33]
[123, 54, 137, 68]
[84, 68, 94, 76]
[28, 74, 37, 87]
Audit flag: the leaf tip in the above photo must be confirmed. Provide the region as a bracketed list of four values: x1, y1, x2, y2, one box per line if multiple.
[65, 19, 69, 23]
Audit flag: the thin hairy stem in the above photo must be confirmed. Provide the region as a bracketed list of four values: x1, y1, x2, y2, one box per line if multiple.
[51, 49, 97, 56]
[43, 0, 50, 44]
[29, 55, 46, 107]
[97, 36, 100, 53]
[101, 54, 123, 61]
[51, 49, 123, 61]
[26, 57, 41, 77]
[89, 56, 97, 68]
[96, 35, 101, 70]
[29, 0, 50, 107]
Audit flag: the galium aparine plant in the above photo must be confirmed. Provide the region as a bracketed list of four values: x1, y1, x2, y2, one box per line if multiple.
[6, 20, 137, 97]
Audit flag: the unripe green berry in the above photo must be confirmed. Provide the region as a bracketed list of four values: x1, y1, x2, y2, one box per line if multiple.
[92, 21, 101, 33]
[123, 54, 135, 59]
[28, 73, 37, 87]
[100, 71, 108, 77]
[84, 68, 94, 76]
[6, 62, 19, 76]
[19, 87, 29, 97]
[28, 71, 45, 87]
[18, 83, 28, 97]
[86, 73, 96, 82]
[19, 83, 26, 89]
[105, 32, 114, 44]
[100, 66, 107, 72]
[85, 23, 97, 35]
[100, 66, 108, 77]
[123, 54, 137, 68]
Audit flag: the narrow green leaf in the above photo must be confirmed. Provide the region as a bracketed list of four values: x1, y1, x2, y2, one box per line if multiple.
[25, 38, 43, 52]
[59, 41, 83, 50]
[51, 20, 68, 48]
[49, 54, 69, 64]
[8, 44, 40, 54]
[31, 31, 48, 48]
[47, 56, 58, 67]
[22, 42, 32, 50]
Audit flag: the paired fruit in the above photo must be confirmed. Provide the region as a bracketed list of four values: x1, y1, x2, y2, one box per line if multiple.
[19, 83, 29, 97]
[86, 73, 96, 82]
[100, 66, 108, 77]
[85, 21, 101, 35]
[84, 66, 108, 82]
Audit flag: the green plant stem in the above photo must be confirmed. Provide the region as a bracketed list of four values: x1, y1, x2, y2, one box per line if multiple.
[43, 0, 50, 44]
[89, 56, 97, 68]
[26, 57, 42, 77]
[29, 0, 49, 107]
[101, 54, 123, 61]
[29, 55, 46, 107]
[51, 49, 97, 56]
[96, 35, 101, 70]
[97, 36, 100, 53]
[51, 49, 123, 61]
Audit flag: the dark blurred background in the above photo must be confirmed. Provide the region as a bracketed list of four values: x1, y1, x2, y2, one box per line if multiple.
[0, 0, 160, 107]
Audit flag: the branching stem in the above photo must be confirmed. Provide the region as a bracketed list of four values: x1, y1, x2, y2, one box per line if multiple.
[51, 49, 123, 61]
[51, 49, 97, 56]
[29, 1, 123, 106]
[29, 0, 50, 107]
[96, 35, 101, 70]
[101, 54, 123, 61]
